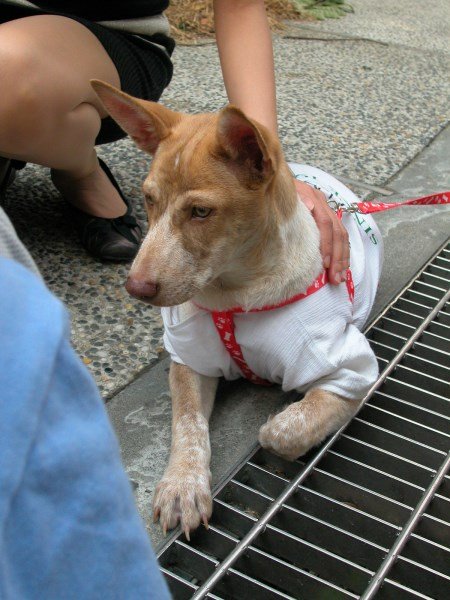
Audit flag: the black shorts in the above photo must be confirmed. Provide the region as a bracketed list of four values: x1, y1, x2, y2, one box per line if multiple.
[70, 17, 173, 144]
[0, 8, 173, 145]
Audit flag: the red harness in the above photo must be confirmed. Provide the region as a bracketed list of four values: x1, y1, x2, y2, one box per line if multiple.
[210, 270, 354, 385]
[201, 191, 450, 385]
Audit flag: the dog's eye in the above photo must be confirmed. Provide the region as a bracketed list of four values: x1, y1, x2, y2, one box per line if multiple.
[191, 206, 212, 219]
[145, 195, 154, 207]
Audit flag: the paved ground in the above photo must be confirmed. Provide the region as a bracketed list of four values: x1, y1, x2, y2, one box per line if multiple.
[301, 0, 450, 53]
[2, 0, 449, 548]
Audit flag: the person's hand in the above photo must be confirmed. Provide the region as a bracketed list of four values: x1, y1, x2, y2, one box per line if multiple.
[294, 179, 349, 284]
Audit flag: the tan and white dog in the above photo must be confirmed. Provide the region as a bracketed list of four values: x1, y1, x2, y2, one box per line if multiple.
[92, 80, 382, 539]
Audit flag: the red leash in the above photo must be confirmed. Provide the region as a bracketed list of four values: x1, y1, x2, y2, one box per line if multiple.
[206, 191, 450, 384]
[340, 191, 449, 215]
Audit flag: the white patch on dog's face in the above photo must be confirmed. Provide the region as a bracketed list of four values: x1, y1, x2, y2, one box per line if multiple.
[143, 177, 159, 199]
[139, 211, 180, 265]
[130, 206, 216, 307]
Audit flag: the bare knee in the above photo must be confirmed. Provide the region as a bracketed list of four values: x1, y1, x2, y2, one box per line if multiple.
[0, 17, 106, 159]
[0, 32, 53, 149]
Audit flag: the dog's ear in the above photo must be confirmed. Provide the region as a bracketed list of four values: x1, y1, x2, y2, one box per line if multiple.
[91, 80, 180, 154]
[216, 106, 275, 181]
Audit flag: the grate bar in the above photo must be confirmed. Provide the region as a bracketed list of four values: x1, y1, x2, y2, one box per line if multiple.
[292, 484, 401, 544]
[363, 403, 450, 450]
[412, 281, 446, 300]
[160, 568, 200, 599]
[338, 433, 436, 475]
[190, 281, 450, 599]
[420, 328, 450, 347]
[429, 315, 450, 329]
[369, 339, 398, 353]
[352, 416, 446, 457]
[399, 552, 450, 581]
[229, 478, 274, 502]
[382, 316, 416, 330]
[420, 271, 450, 285]
[403, 288, 442, 304]
[214, 498, 258, 523]
[222, 567, 295, 599]
[380, 579, 433, 599]
[278, 502, 388, 552]
[241, 545, 359, 599]
[396, 296, 434, 313]
[413, 279, 447, 293]
[401, 352, 449, 379]
[417, 513, 450, 548]
[247, 460, 290, 484]
[382, 377, 449, 414]
[324, 449, 426, 494]
[309, 467, 413, 525]
[411, 340, 450, 365]
[429, 263, 450, 277]
[374, 389, 450, 419]
[402, 534, 450, 577]
[391, 363, 450, 388]
[360, 451, 450, 599]
[389, 307, 426, 320]
[255, 521, 375, 588]
[371, 326, 407, 342]
[370, 392, 450, 435]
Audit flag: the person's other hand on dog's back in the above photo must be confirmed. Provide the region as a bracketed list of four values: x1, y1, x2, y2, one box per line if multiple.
[214, 0, 349, 285]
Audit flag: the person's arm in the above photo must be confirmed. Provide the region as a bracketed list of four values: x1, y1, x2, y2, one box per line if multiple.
[213, 0, 349, 284]
[213, 0, 277, 134]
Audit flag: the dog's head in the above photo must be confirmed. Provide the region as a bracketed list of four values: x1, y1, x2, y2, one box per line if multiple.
[92, 80, 295, 307]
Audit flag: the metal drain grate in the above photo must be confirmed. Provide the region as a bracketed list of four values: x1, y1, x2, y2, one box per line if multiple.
[158, 240, 450, 600]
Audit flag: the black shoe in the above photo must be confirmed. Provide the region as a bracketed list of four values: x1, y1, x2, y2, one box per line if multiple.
[0, 159, 26, 196]
[69, 158, 142, 262]
[0, 159, 17, 199]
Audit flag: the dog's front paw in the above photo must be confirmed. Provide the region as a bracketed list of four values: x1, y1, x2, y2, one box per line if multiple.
[259, 401, 318, 461]
[153, 466, 212, 539]
[259, 391, 359, 461]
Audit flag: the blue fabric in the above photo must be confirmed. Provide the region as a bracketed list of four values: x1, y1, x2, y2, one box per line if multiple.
[0, 258, 170, 599]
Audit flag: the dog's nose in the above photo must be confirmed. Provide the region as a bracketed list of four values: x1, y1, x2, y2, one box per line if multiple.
[125, 276, 158, 299]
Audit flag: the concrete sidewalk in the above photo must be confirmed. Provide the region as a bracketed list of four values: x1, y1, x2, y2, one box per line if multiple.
[2, 0, 449, 547]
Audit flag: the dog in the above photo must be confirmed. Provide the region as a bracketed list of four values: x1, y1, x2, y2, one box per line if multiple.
[92, 80, 383, 539]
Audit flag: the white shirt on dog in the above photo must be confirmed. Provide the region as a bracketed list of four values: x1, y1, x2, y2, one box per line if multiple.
[162, 164, 383, 400]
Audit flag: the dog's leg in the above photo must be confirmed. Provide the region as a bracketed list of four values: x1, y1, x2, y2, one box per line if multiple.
[259, 388, 360, 461]
[153, 362, 218, 538]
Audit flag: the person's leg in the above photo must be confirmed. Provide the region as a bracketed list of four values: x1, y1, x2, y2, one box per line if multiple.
[0, 15, 126, 219]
